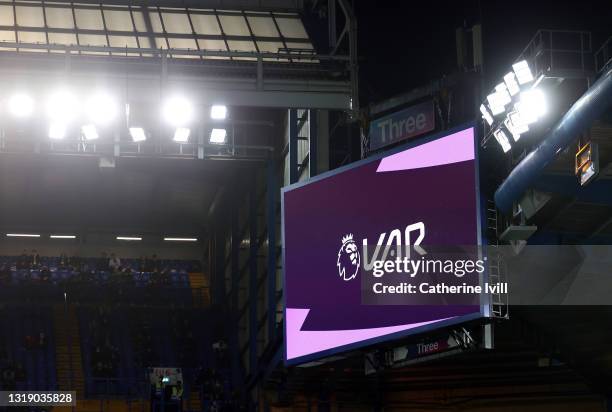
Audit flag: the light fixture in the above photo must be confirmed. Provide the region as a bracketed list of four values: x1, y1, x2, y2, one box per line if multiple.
[6, 233, 41, 238]
[129, 127, 146, 142]
[512, 60, 534, 85]
[173, 127, 190, 143]
[480, 104, 494, 126]
[210, 105, 227, 120]
[486, 83, 511, 115]
[493, 128, 512, 153]
[86, 93, 118, 126]
[116, 236, 142, 241]
[508, 110, 529, 131]
[81, 124, 99, 141]
[503, 72, 520, 96]
[49, 122, 67, 140]
[504, 115, 528, 142]
[164, 237, 198, 242]
[516, 88, 546, 124]
[50, 235, 76, 239]
[8, 93, 34, 118]
[209, 128, 227, 144]
[162, 96, 194, 126]
[46, 90, 77, 123]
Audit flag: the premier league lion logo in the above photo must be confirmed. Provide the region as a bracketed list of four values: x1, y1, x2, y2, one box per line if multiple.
[337, 234, 360, 281]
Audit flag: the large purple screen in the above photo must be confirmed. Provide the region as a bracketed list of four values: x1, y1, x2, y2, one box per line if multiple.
[282, 126, 483, 365]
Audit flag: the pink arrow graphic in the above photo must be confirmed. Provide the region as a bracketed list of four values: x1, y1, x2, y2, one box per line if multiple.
[376, 127, 475, 173]
[286, 308, 456, 361]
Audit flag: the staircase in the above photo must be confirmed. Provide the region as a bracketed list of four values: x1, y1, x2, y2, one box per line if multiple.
[53, 304, 85, 398]
[188, 273, 210, 306]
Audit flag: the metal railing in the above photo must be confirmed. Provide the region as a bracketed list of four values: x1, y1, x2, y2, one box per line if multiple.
[518, 29, 593, 79]
[595, 36, 612, 74]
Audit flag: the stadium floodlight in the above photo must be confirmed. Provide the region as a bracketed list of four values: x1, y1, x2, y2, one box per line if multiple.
[46, 90, 77, 123]
[50, 235, 76, 239]
[503, 72, 520, 96]
[512, 60, 534, 85]
[209, 128, 227, 144]
[516, 88, 546, 124]
[81, 124, 99, 141]
[164, 237, 198, 242]
[486, 83, 512, 115]
[116, 236, 142, 241]
[8, 93, 35, 118]
[508, 110, 529, 129]
[504, 114, 528, 142]
[210, 105, 227, 120]
[173, 127, 190, 143]
[493, 128, 512, 153]
[129, 127, 146, 142]
[86, 93, 118, 125]
[480, 104, 494, 126]
[6, 233, 40, 238]
[48, 122, 67, 140]
[162, 95, 194, 126]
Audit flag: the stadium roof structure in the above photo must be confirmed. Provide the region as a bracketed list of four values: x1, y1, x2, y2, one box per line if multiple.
[0, 0, 355, 110]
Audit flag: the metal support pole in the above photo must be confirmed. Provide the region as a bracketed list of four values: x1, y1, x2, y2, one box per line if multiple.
[308, 109, 318, 177]
[288, 109, 299, 184]
[248, 181, 258, 375]
[230, 206, 242, 388]
[212, 228, 226, 305]
[266, 159, 277, 344]
[328, 0, 337, 49]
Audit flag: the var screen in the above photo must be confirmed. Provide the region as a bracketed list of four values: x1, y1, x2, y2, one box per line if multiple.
[282, 125, 486, 365]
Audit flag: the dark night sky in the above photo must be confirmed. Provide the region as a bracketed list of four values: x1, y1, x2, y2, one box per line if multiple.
[355, 0, 612, 105]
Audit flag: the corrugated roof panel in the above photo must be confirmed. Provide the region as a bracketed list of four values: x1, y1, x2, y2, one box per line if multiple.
[167, 37, 198, 51]
[48, 32, 77, 45]
[197, 38, 227, 54]
[148, 10, 165, 33]
[45, 6, 75, 29]
[17, 31, 46, 43]
[15, 5, 45, 27]
[0, 5, 15, 26]
[190, 13, 222, 35]
[78, 33, 108, 47]
[219, 14, 250, 36]
[103, 9, 135, 32]
[161, 12, 193, 34]
[131, 10, 148, 32]
[274, 16, 308, 39]
[247, 16, 280, 38]
[108, 34, 138, 48]
[0, 30, 16, 43]
[74, 8, 104, 30]
[227, 39, 257, 57]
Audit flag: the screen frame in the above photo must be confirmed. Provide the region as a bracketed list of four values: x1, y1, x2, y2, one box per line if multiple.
[281, 122, 489, 366]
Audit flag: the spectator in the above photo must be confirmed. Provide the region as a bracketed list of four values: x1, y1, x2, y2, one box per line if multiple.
[40, 266, 51, 283]
[17, 249, 29, 269]
[0, 264, 10, 285]
[69, 253, 81, 270]
[31, 249, 40, 269]
[97, 252, 109, 271]
[59, 252, 68, 269]
[108, 253, 121, 272]
[145, 254, 159, 273]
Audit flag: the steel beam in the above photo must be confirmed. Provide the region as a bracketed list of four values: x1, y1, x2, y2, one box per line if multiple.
[249, 181, 259, 375]
[308, 109, 318, 177]
[288, 109, 299, 184]
[230, 206, 243, 388]
[266, 158, 277, 343]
